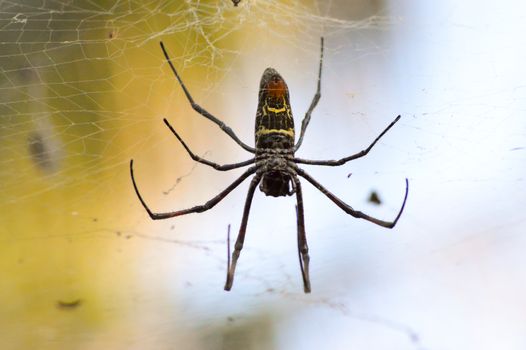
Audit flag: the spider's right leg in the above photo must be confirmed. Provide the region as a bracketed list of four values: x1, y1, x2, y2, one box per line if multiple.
[294, 37, 324, 151]
[292, 175, 311, 293]
[296, 166, 408, 228]
[130, 160, 257, 219]
[224, 173, 262, 291]
[163, 118, 255, 171]
[160, 42, 255, 153]
[294, 115, 401, 166]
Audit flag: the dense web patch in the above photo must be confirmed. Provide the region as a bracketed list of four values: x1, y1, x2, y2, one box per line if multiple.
[0, 0, 395, 206]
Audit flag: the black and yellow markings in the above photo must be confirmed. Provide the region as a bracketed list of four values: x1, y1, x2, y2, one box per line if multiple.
[262, 99, 290, 117]
[256, 95, 294, 139]
[256, 127, 294, 138]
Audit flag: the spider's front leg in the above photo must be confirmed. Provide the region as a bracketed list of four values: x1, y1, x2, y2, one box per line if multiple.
[295, 37, 324, 152]
[160, 42, 255, 153]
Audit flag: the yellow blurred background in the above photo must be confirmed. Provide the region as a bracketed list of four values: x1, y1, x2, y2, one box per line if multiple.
[1, 1, 330, 348]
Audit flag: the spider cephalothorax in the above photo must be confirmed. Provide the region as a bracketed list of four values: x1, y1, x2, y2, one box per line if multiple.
[130, 38, 409, 293]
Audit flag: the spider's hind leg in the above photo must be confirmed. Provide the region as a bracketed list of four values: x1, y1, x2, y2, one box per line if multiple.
[224, 174, 262, 291]
[293, 175, 311, 293]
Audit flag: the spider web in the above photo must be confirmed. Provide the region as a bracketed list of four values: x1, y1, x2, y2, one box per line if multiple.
[1, 1, 525, 349]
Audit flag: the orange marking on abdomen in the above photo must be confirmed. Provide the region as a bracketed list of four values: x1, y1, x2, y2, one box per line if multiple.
[266, 77, 287, 98]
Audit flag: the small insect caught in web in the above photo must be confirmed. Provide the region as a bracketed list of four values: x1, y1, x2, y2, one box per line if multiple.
[130, 37, 409, 293]
[368, 191, 382, 205]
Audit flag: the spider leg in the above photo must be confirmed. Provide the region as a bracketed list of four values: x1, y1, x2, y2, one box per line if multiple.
[160, 42, 255, 154]
[224, 173, 262, 291]
[294, 37, 324, 152]
[225, 223, 231, 286]
[163, 118, 255, 170]
[296, 167, 409, 228]
[294, 115, 401, 166]
[292, 176, 311, 293]
[130, 159, 258, 220]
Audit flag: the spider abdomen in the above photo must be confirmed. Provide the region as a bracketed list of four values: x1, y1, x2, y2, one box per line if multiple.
[255, 68, 295, 150]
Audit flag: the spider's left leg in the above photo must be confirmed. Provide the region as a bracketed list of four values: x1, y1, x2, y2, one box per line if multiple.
[292, 175, 311, 293]
[296, 167, 409, 228]
[294, 37, 324, 152]
[224, 173, 262, 291]
[294, 115, 401, 166]
[130, 160, 257, 219]
[163, 118, 255, 171]
[160, 42, 255, 153]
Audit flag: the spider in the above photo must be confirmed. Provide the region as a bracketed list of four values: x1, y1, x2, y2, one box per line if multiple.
[130, 38, 409, 293]
[232, 0, 241, 6]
